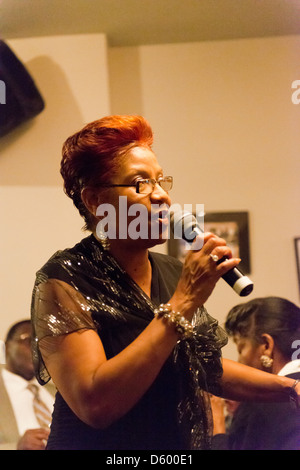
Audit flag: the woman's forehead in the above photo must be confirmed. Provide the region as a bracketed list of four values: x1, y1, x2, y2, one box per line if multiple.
[120, 146, 163, 174]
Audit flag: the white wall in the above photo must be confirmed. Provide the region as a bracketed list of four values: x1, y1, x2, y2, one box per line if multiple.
[0, 34, 110, 337]
[109, 36, 300, 359]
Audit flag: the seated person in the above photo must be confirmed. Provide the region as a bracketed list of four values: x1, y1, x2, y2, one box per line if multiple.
[0, 320, 55, 450]
[212, 297, 300, 450]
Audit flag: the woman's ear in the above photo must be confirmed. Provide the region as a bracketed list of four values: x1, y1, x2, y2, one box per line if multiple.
[261, 333, 275, 357]
[81, 187, 101, 217]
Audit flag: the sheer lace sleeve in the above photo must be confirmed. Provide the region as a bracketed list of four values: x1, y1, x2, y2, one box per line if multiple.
[31, 278, 97, 384]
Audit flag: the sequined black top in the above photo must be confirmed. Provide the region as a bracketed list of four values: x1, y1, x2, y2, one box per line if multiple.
[31, 235, 227, 450]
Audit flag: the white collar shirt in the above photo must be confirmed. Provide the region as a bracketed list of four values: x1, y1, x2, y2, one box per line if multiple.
[1, 368, 54, 436]
[277, 359, 300, 376]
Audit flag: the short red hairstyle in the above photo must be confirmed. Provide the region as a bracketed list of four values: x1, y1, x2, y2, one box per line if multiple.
[60, 115, 154, 230]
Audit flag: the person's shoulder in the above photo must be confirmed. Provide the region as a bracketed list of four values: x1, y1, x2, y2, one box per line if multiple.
[35, 235, 93, 280]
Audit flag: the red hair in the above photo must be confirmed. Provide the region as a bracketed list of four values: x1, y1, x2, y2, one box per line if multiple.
[60, 115, 153, 230]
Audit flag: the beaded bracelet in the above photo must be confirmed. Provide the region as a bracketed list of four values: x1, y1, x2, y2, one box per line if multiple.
[153, 303, 194, 339]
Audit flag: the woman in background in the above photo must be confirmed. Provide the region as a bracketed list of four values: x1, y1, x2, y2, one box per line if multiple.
[212, 296, 300, 450]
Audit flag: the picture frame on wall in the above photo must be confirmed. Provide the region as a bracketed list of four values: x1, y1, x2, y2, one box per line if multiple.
[168, 211, 251, 274]
[294, 237, 300, 296]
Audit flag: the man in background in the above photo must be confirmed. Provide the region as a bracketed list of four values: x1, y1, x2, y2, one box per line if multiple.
[0, 320, 55, 450]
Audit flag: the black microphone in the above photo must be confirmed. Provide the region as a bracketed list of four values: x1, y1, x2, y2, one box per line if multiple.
[170, 210, 254, 296]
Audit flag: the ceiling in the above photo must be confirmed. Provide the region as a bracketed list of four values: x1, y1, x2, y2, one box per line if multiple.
[1, 0, 300, 47]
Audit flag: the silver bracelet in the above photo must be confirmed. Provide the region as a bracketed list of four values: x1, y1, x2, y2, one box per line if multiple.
[153, 303, 194, 339]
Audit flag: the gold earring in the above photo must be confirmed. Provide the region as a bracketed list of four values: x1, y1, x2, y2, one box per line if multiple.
[260, 354, 273, 368]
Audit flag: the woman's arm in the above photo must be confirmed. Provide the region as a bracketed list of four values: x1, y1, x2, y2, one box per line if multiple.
[41, 315, 180, 429]
[221, 358, 300, 404]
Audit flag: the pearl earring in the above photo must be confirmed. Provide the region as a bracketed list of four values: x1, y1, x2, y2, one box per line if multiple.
[260, 354, 273, 368]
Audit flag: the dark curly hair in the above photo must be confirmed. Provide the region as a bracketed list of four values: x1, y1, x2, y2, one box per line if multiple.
[60, 115, 153, 230]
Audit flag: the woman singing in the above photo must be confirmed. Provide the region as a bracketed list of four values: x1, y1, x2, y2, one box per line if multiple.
[31, 115, 299, 450]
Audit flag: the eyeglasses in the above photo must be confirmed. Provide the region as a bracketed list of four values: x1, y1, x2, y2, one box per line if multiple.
[96, 176, 173, 195]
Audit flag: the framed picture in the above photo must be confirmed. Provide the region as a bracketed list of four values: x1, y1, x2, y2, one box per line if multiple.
[168, 211, 251, 274]
[295, 238, 300, 295]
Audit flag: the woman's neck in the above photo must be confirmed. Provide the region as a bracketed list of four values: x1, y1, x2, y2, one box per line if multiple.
[106, 239, 153, 297]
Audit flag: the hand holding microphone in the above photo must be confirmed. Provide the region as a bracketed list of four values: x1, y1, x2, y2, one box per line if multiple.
[170, 210, 253, 297]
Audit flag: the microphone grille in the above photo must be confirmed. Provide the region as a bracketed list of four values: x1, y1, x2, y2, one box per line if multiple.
[170, 209, 203, 243]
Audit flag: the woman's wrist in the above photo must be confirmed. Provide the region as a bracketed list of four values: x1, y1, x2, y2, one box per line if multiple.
[276, 376, 300, 407]
[167, 293, 199, 322]
[289, 379, 300, 409]
[154, 303, 194, 339]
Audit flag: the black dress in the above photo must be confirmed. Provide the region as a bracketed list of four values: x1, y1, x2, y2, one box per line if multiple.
[212, 371, 300, 450]
[31, 235, 227, 450]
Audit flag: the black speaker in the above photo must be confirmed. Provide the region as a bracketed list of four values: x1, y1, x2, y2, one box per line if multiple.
[0, 40, 45, 137]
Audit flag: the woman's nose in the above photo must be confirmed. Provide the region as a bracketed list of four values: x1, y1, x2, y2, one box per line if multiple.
[150, 183, 171, 204]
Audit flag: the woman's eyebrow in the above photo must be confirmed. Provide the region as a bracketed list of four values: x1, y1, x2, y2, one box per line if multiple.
[124, 168, 164, 180]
